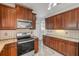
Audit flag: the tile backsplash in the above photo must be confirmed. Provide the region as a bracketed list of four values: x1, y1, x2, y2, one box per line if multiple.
[45, 30, 79, 39]
[0, 29, 34, 40]
[0, 30, 16, 40]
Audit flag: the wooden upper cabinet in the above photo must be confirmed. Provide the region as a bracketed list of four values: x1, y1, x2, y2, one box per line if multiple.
[53, 15, 63, 29]
[24, 8, 28, 20]
[49, 17, 54, 29]
[77, 8, 79, 29]
[45, 18, 49, 29]
[45, 14, 63, 29]
[16, 5, 33, 20]
[7, 8, 16, 29]
[32, 13, 36, 29]
[16, 5, 25, 20]
[62, 9, 77, 29]
[27, 9, 32, 20]
[45, 17, 54, 29]
[0, 5, 16, 29]
[24, 8, 32, 20]
[45, 17, 50, 29]
[45, 8, 79, 29]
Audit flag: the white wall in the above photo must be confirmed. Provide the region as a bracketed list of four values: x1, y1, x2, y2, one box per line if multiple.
[33, 17, 45, 40]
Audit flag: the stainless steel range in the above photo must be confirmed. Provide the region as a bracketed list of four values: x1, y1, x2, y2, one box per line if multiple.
[17, 32, 34, 56]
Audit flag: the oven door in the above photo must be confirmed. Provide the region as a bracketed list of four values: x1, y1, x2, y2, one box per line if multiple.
[17, 41, 34, 56]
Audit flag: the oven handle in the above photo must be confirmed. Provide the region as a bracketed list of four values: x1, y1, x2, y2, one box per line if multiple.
[18, 39, 34, 44]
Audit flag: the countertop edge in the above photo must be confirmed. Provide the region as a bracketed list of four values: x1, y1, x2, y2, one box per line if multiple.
[43, 35, 79, 43]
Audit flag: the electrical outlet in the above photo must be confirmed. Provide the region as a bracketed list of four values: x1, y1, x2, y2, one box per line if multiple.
[65, 32, 68, 34]
[4, 32, 8, 36]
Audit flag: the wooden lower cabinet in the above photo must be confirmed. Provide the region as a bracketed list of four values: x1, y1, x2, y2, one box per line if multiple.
[65, 41, 78, 56]
[43, 36, 79, 56]
[34, 38, 39, 53]
[0, 42, 17, 56]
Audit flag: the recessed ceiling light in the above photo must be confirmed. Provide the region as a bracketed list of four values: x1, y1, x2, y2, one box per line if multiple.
[48, 6, 51, 10]
[48, 3, 57, 10]
[53, 3, 57, 7]
[48, 3, 52, 10]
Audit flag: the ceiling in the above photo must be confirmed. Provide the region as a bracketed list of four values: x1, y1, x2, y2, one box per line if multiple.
[18, 3, 49, 18]
[3, 3, 79, 18]
[18, 3, 79, 18]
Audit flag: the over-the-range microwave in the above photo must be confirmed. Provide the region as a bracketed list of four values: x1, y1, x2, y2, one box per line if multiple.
[17, 19, 32, 29]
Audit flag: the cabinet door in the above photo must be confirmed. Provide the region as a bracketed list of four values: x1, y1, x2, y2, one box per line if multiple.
[51, 37, 56, 49]
[77, 8, 79, 29]
[0, 42, 17, 56]
[0, 6, 16, 29]
[1, 6, 8, 29]
[62, 10, 77, 29]
[45, 18, 49, 29]
[6, 42, 17, 56]
[16, 5, 25, 20]
[49, 17, 54, 29]
[43, 37, 45, 45]
[24, 8, 28, 20]
[10, 45, 17, 56]
[54, 14, 63, 29]
[60, 40, 66, 55]
[65, 41, 77, 56]
[0, 45, 8, 56]
[48, 37, 51, 46]
[49, 38, 53, 48]
[32, 13, 36, 29]
[7, 8, 16, 29]
[27, 9, 32, 20]
[71, 9, 77, 29]
[34, 38, 38, 53]
[45, 17, 54, 29]
[46, 36, 49, 46]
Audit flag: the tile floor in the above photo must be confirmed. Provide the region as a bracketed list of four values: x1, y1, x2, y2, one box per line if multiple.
[21, 50, 34, 56]
[35, 40, 63, 56]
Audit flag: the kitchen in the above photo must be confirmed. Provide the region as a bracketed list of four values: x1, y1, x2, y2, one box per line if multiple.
[0, 3, 79, 56]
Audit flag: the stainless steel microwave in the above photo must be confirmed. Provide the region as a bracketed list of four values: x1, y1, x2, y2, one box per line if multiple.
[17, 19, 32, 29]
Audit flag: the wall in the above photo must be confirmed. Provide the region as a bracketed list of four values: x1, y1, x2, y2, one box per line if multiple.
[0, 30, 16, 40]
[45, 30, 79, 40]
[34, 17, 43, 40]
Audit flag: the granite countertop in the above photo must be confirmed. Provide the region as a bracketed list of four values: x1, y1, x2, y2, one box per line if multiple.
[0, 39, 17, 52]
[44, 35, 79, 43]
